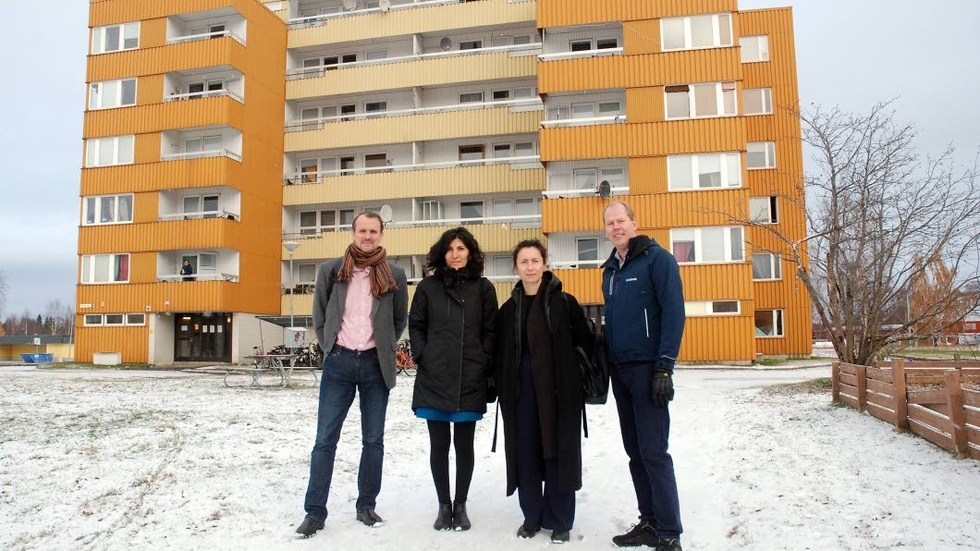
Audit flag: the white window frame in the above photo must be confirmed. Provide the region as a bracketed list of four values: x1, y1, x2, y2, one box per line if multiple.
[83, 314, 104, 326]
[89, 79, 137, 110]
[664, 82, 737, 120]
[83, 194, 134, 226]
[576, 237, 600, 263]
[300, 208, 356, 234]
[365, 50, 388, 61]
[460, 200, 485, 223]
[661, 13, 733, 51]
[743, 88, 773, 115]
[80, 253, 130, 284]
[667, 152, 741, 190]
[459, 40, 483, 50]
[685, 300, 741, 316]
[670, 227, 744, 264]
[749, 196, 778, 224]
[182, 193, 221, 218]
[85, 135, 134, 167]
[91, 22, 139, 54]
[755, 309, 784, 337]
[747, 142, 777, 169]
[297, 263, 318, 284]
[126, 313, 146, 326]
[752, 252, 782, 281]
[104, 314, 125, 326]
[459, 91, 485, 104]
[740, 35, 770, 63]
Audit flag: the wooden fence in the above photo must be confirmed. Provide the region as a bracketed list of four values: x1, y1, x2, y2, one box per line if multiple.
[832, 359, 980, 460]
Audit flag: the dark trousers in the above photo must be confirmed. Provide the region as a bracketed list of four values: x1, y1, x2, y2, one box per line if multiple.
[427, 420, 476, 504]
[611, 362, 682, 537]
[516, 354, 575, 532]
[303, 346, 389, 522]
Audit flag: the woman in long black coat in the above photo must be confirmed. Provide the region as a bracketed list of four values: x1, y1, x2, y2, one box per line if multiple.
[410, 227, 497, 532]
[492, 239, 594, 544]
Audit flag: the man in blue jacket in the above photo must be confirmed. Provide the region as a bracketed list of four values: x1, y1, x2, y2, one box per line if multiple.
[601, 201, 685, 551]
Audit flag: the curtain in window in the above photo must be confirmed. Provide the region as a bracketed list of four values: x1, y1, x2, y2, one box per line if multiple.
[672, 242, 695, 262]
[115, 254, 129, 282]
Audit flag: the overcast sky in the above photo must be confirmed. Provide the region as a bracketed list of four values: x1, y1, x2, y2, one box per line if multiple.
[0, 0, 977, 317]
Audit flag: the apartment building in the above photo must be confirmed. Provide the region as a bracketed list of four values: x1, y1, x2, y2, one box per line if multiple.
[77, 0, 810, 364]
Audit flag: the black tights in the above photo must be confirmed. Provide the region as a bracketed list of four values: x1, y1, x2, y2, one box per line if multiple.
[427, 420, 476, 505]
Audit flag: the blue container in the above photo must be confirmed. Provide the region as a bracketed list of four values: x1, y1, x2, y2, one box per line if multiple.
[21, 353, 54, 364]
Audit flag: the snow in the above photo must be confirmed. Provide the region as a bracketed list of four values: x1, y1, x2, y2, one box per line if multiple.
[2, 364, 979, 550]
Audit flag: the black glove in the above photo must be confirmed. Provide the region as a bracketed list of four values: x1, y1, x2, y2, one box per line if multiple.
[651, 359, 675, 407]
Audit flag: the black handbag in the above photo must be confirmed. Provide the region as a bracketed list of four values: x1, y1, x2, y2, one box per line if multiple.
[574, 317, 609, 405]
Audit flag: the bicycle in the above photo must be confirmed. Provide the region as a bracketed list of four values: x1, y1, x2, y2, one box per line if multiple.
[395, 339, 416, 376]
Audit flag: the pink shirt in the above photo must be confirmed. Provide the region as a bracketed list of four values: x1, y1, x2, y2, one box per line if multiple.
[336, 266, 377, 351]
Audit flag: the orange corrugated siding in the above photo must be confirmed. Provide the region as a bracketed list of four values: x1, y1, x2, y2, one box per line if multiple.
[537, 0, 738, 27]
[87, 37, 248, 83]
[75, 326, 150, 364]
[81, 157, 245, 196]
[541, 118, 746, 161]
[680, 316, 756, 362]
[77, 281, 246, 315]
[78, 218, 245, 256]
[83, 96, 245, 138]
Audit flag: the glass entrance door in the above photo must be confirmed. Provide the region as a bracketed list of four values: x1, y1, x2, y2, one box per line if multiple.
[175, 313, 232, 361]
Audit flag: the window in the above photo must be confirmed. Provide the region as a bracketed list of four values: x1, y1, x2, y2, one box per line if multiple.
[513, 35, 532, 45]
[297, 264, 317, 284]
[126, 313, 146, 325]
[459, 145, 485, 161]
[493, 144, 512, 158]
[420, 200, 444, 221]
[749, 196, 778, 224]
[514, 87, 536, 99]
[460, 201, 484, 223]
[665, 82, 736, 119]
[743, 88, 773, 115]
[459, 40, 483, 50]
[105, 314, 125, 326]
[492, 90, 510, 101]
[685, 300, 740, 316]
[670, 227, 743, 264]
[83, 194, 133, 225]
[661, 13, 732, 51]
[491, 36, 510, 47]
[364, 153, 388, 172]
[182, 194, 220, 218]
[747, 142, 776, 169]
[514, 142, 536, 156]
[570, 39, 592, 52]
[92, 22, 139, 54]
[85, 135, 134, 167]
[365, 50, 388, 61]
[493, 256, 512, 276]
[596, 38, 619, 49]
[185, 136, 222, 154]
[574, 168, 598, 191]
[668, 153, 741, 190]
[752, 253, 781, 280]
[598, 101, 622, 115]
[89, 79, 136, 110]
[81, 253, 130, 284]
[188, 79, 223, 99]
[460, 92, 484, 104]
[577, 238, 599, 263]
[740, 35, 770, 62]
[755, 309, 784, 337]
[364, 101, 387, 116]
[571, 103, 595, 118]
[84, 314, 104, 326]
[300, 209, 355, 234]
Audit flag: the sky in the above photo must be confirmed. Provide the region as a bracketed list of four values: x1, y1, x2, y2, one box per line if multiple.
[0, 0, 978, 317]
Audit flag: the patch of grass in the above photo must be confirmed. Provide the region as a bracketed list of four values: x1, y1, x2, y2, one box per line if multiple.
[761, 377, 832, 396]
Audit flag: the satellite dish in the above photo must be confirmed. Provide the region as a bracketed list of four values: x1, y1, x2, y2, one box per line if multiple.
[439, 37, 453, 51]
[342, 0, 357, 11]
[379, 204, 393, 223]
[379, 0, 391, 12]
[597, 180, 612, 199]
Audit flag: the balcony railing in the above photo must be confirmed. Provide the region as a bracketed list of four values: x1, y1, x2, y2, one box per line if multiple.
[288, 0, 458, 28]
[284, 155, 541, 185]
[549, 259, 603, 269]
[284, 213, 542, 239]
[166, 30, 245, 46]
[156, 272, 239, 282]
[165, 89, 243, 103]
[285, 98, 542, 132]
[161, 150, 242, 162]
[542, 184, 629, 199]
[158, 210, 240, 221]
[538, 47, 623, 62]
[540, 114, 626, 128]
[286, 42, 542, 80]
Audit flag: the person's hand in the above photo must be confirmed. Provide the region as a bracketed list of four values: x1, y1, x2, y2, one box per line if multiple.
[651, 359, 675, 407]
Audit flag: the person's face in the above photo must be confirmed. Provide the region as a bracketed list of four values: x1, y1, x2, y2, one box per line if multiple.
[444, 238, 470, 270]
[514, 246, 545, 288]
[352, 215, 383, 253]
[604, 203, 637, 250]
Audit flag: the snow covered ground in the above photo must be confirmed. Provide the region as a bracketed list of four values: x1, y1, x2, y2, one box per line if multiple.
[2, 364, 978, 550]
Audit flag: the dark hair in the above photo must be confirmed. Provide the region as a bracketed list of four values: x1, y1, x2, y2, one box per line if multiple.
[351, 211, 384, 232]
[511, 239, 548, 268]
[426, 226, 485, 275]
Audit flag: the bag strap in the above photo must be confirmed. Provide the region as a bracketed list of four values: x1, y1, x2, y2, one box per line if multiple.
[582, 403, 589, 439]
[490, 401, 500, 452]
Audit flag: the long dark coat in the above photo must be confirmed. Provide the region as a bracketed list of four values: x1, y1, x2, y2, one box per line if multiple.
[410, 267, 498, 414]
[492, 272, 594, 495]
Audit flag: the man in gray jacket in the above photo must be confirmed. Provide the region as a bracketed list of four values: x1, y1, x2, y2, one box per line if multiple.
[295, 212, 408, 539]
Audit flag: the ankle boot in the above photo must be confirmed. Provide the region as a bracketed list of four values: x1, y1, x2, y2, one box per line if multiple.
[452, 501, 471, 531]
[433, 503, 453, 531]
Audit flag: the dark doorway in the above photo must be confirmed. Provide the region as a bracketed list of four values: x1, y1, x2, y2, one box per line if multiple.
[175, 313, 232, 361]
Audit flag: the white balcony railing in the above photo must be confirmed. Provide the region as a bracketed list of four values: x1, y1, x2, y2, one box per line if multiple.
[540, 114, 626, 128]
[284, 155, 541, 185]
[165, 89, 244, 103]
[166, 30, 245, 46]
[542, 185, 630, 199]
[284, 213, 542, 239]
[161, 150, 242, 162]
[288, 0, 458, 28]
[156, 272, 239, 282]
[158, 210, 240, 221]
[548, 259, 604, 270]
[286, 42, 542, 80]
[538, 47, 624, 62]
[285, 98, 542, 132]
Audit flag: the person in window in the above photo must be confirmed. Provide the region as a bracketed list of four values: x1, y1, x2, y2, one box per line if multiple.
[491, 239, 593, 544]
[410, 227, 498, 532]
[180, 260, 195, 282]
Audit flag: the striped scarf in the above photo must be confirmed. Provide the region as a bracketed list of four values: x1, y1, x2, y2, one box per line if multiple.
[337, 244, 398, 298]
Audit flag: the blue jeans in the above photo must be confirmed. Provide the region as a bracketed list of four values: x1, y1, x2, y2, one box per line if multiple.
[611, 363, 682, 538]
[303, 346, 389, 521]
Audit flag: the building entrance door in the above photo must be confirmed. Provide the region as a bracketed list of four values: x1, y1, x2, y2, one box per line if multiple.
[175, 313, 231, 361]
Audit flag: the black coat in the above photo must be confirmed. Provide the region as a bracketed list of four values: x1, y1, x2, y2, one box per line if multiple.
[492, 272, 594, 495]
[410, 268, 498, 414]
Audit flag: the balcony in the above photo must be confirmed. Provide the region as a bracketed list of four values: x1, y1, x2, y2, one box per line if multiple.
[166, 10, 247, 47]
[164, 67, 245, 104]
[285, 154, 541, 184]
[156, 249, 241, 283]
[158, 187, 242, 222]
[289, 0, 460, 29]
[160, 127, 243, 163]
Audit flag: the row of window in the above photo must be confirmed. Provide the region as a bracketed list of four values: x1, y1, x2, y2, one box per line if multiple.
[80, 253, 219, 284]
[684, 302, 785, 338]
[83, 313, 146, 327]
[82, 193, 224, 226]
[660, 14, 770, 62]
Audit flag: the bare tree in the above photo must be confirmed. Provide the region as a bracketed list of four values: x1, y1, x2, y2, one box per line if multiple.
[752, 102, 980, 365]
[44, 299, 74, 336]
[0, 269, 7, 320]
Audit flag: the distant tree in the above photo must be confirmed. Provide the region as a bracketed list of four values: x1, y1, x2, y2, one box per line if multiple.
[0, 269, 7, 320]
[909, 256, 975, 345]
[44, 299, 74, 336]
[739, 102, 980, 365]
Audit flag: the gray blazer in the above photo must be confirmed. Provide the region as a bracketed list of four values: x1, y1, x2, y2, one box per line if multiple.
[312, 257, 409, 389]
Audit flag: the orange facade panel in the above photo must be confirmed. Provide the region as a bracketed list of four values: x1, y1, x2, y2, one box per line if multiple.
[81, 157, 246, 196]
[538, 0, 737, 27]
[74, 326, 150, 364]
[83, 96, 245, 139]
[78, 218, 245, 256]
[680, 315, 756, 362]
[87, 37, 248, 82]
[76, 280, 265, 316]
[551, 268, 604, 305]
[538, 48, 741, 94]
[90, 0, 279, 28]
[680, 263, 755, 300]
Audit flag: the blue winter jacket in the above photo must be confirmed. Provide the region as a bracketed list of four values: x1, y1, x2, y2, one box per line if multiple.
[601, 235, 685, 371]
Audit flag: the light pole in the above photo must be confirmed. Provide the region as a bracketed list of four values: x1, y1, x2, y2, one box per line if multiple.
[283, 241, 301, 330]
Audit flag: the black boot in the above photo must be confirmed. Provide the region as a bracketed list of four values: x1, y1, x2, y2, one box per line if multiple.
[452, 501, 471, 531]
[433, 503, 453, 531]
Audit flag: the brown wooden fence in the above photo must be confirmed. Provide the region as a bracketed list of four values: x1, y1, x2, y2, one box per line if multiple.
[832, 359, 980, 459]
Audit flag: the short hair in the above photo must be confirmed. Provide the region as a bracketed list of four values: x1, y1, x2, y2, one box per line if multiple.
[351, 211, 384, 232]
[602, 200, 635, 222]
[511, 239, 548, 267]
[425, 226, 485, 275]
